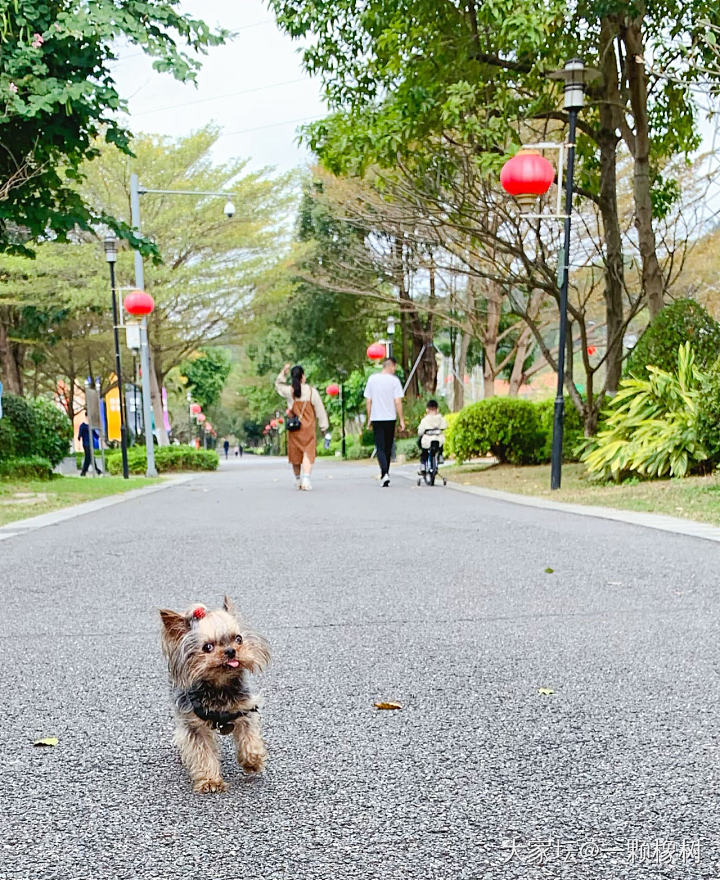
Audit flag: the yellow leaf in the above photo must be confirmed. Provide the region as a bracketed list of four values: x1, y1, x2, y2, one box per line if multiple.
[538, 688, 554, 696]
[33, 737, 58, 747]
[374, 701, 402, 710]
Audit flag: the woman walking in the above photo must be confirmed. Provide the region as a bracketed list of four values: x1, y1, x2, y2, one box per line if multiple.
[275, 363, 329, 491]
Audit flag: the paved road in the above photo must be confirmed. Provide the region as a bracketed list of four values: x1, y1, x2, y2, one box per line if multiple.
[2, 456, 719, 879]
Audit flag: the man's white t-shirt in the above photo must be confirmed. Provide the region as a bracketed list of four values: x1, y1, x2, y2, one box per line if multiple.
[364, 372, 404, 421]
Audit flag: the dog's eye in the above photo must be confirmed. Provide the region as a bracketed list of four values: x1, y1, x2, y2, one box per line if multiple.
[235, 635, 243, 645]
[202, 643, 214, 653]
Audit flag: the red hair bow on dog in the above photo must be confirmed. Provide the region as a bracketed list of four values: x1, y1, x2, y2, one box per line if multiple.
[192, 607, 206, 620]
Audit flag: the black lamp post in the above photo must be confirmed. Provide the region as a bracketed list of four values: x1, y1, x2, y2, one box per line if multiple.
[103, 234, 129, 479]
[546, 58, 599, 490]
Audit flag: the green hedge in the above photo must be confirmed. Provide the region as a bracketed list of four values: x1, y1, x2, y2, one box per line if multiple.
[626, 300, 720, 377]
[0, 456, 54, 480]
[535, 397, 585, 463]
[447, 397, 543, 464]
[104, 446, 219, 475]
[0, 394, 72, 466]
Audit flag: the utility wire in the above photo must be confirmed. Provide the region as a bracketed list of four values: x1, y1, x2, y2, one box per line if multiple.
[220, 115, 324, 137]
[133, 78, 307, 115]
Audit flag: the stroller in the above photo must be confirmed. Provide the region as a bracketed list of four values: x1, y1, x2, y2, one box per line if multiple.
[417, 428, 447, 487]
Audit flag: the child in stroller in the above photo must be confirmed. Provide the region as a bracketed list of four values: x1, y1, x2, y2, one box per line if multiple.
[417, 399, 447, 477]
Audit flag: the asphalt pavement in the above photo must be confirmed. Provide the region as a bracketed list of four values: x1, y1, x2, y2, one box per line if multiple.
[1, 455, 719, 880]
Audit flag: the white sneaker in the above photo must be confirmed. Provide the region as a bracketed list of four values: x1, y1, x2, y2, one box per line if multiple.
[294, 476, 302, 490]
[381, 474, 390, 487]
[301, 474, 312, 491]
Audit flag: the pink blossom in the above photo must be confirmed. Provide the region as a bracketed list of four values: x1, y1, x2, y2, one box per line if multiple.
[32, 33, 44, 48]
[8, 82, 17, 94]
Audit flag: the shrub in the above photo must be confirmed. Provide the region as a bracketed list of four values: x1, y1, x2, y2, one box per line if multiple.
[697, 362, 720, 463]
[395, 437, 420, 460]
[30, 398, 72, 466]
[0, 394, 35, 459]
[447, 397, 543, 464]
[0, 417, 18, 460]
[626, 300, 720, 377]
[582, 342, 708, 480]
[535, 397, 585, 463]
[0, 456, 53, 480]
[104, 445, 219, 475]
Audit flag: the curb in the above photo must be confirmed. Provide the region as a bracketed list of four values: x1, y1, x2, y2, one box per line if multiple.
[397, 467, 720, 545]
[0, 474, 197, 542]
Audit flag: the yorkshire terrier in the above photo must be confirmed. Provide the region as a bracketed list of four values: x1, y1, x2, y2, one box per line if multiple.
[159, 596, 270, 793]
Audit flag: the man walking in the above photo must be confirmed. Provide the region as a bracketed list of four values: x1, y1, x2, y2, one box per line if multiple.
[364, 357, 405, 487]
[78, 412, 102, 476]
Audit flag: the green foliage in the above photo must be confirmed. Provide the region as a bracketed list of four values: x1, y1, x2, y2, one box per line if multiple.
[104, 446, 218, 475]
[447, 397, 543, 465]
[695, 361, 720, 461]
[0, 456, 53, 480]
[582, 343, 708, 480]
[395, 437, 420, 460]
[0, 394, 35, 457]
[626, 300, 720, 377]
[0, 1, 226, 253]
[30, 397, 72, 466]
[535, 397, 585, 463]
[179, 347, 232, 410]
[0, 393, 71, 465]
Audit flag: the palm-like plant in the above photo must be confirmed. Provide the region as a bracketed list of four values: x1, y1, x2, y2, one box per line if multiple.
[582, 343, 708, 480]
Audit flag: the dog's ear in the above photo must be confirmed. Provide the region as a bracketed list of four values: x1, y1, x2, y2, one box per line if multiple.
[159, 609, 190, 643]
[223, 595, 239, 618]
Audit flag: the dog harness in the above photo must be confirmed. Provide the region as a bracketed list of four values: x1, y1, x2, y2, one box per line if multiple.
[189, 700, 259, 735]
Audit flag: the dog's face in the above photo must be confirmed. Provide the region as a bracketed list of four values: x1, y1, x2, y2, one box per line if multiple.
[159, 596, 269, 688]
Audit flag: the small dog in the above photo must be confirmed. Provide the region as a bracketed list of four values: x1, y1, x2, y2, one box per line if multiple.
[159, 596, 270, 793]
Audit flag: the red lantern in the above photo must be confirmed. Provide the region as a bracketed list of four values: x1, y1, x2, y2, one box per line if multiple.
[500, 151, 555, 209]
[277, 417, 284, 424]
[326, 383, 340, 397]
[190, 403, 202, 415]
[123, 289, 155, 316]
[197, 413, 206, 423]
[367, 342, 386, 361]
[270, 419, 278, 428]
[587, 345, 597, 356]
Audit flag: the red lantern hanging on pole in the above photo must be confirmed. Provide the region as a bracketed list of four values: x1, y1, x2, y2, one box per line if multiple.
[190, 403, 202, 415]
[500, 150, 555, 211]
[326, 384, 340, 397]
[123, 290, 155, 316]
[366, 342, 386, 361]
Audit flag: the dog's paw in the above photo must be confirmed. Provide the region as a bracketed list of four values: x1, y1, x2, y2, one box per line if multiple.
[193, 777, 228, 794]
[240, 751, 267, 774]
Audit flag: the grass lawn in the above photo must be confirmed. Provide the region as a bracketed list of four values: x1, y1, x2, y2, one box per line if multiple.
[0, 474, 160, 527]
[443, 461, 720, 527]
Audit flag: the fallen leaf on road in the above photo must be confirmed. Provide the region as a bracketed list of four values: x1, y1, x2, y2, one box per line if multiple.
[33, 737, 58, 747]
[374, 701, 402, 710]
[544, 567, 554, 573]
[538, 688, 554, 696]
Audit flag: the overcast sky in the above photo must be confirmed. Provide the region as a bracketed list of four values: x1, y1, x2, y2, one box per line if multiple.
[111, 0, 326, 174]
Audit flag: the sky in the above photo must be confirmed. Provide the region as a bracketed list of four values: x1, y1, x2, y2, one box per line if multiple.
[110, 0, 327, 174]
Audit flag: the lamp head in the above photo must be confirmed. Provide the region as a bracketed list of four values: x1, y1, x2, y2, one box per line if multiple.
[547, 58, 600, 111]
[224, 200, 235, 219]
[386, 315, 396, 336]
[103, 234, 118, 263]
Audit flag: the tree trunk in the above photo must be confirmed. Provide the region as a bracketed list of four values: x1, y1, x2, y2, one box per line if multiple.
[0, 320, 24, 395]
[623, 19, 664, 317]
[481, 281, 502, 398]
[598, 18, 626, 394]
[508, 325, 534, 396]
[453, 329, 470, 410]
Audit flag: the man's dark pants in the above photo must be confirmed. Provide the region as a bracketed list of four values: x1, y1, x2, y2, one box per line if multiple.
[373, 420, 396, 477]
[80, 445, 100, 476]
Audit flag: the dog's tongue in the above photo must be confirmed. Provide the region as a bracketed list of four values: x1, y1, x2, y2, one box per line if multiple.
[226, 659, 240, 668]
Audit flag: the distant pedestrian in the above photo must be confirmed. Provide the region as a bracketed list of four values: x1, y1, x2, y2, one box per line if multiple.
[233, 444, 240, 457]
[364, 357, 405, 487]
[78, 412, 102, 476]
[238, 443, 243, 458]
[223, 439, 230, 459]
[275, 363, 328, 491]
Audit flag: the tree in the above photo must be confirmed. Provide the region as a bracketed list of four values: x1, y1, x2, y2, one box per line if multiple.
[179, 347, 232, 410]
[269, 0, 720, 420]
[0, 0, 226, 253]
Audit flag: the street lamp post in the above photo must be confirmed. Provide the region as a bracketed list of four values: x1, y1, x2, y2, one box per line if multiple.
[103, 234, 129, 479]
[500, 58, 598, 491]
[386, 316, 396, 359]
[545, 59, 598, 490]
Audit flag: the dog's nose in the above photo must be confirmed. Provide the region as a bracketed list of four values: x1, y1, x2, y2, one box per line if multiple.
[224, 647, 236, 659]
